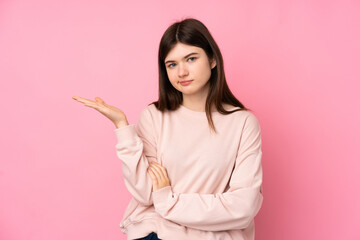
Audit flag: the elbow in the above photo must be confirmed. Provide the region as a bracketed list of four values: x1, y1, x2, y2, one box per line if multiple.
[135, 197, 153, 206]
[123, 181, 153, 206]
[237, 192, 264, 229]
[130, 191, 153, 206]
[236, 211, 258, 230]
[130, 190, 153, 206]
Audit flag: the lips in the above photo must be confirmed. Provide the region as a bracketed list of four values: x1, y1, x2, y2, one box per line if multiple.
[179, 80, 193, 86]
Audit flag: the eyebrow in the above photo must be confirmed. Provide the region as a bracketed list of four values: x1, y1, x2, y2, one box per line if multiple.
[165, 52, 199, 64]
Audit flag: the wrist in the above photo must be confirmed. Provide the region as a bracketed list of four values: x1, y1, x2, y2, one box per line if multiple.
[115, 120, 129, 129]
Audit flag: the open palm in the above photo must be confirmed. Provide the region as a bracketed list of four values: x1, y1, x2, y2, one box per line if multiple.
[72, 96, 128, 128]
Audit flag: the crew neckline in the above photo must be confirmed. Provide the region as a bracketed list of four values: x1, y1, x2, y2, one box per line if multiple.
[179, 104, 236, 117]
[178, 104, 239, 117]
[177, 104, 208, 118]
[180, 104, 206, 112]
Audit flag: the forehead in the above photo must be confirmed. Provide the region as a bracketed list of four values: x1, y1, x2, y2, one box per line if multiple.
[165, 43, 204, 61]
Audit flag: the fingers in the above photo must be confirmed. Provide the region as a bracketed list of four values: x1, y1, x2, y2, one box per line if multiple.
[95, 97, 106, 104]
[72, 96, 96, 104]
[73, 96, 106, 111]
[147, 162, 171, 192]
[83, 102, 101, 110]
[148, 164, 162, 183]
[154, 162, 169, 179]
[147, 168, 158, 184]
[149, 162, 167, 180]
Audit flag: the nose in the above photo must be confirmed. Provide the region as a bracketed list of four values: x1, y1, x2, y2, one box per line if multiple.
[177, 63, 189, 78]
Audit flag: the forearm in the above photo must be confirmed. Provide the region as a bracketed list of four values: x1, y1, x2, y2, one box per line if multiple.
[115, 119, 129, 129]
[152, 185, 263, 231]
[115, 125, 154, 206]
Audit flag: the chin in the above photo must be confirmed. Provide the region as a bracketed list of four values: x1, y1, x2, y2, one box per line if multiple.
[181, 91, 198, 96]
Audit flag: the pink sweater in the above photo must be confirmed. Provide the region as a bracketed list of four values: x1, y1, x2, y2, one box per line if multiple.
[114, 103, 263, 240]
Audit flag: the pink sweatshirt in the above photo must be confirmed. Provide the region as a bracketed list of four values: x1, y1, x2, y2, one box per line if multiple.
[114, 103, 263, 240]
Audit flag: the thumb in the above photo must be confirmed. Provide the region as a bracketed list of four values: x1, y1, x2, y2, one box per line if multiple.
[95, 97, 105, 104]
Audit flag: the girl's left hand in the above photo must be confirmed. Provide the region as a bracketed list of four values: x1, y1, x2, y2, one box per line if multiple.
[147, 162, 171, 191]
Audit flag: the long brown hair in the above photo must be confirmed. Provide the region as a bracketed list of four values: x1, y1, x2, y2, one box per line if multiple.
[151, 17, 251, 133]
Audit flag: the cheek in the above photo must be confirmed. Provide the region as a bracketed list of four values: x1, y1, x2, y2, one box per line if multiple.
[166, 71, 178, 87]
[168, 71, 178, 83]
[198, 64, 212, 80]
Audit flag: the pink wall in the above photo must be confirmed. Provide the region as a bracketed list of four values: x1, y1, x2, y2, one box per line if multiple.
[1, 0, 359, 239]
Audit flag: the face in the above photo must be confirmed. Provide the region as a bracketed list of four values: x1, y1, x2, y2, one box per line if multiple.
[164, 42, 216, 98]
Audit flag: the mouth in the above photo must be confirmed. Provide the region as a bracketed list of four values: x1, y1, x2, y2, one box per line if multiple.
[179, 80, 193, 86]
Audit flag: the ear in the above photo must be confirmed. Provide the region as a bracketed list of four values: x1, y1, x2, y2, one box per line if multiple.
[210, 57, 217, 69]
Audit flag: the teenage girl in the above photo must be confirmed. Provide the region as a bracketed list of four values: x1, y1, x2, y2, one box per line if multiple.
[73, 18, 263, 240]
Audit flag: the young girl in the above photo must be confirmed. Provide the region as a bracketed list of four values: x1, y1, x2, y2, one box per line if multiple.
[73, 18, 263, 240]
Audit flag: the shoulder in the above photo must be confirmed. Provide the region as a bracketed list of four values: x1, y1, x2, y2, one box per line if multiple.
[223, 104, 261, 131]
[138, 103, 163, 127]
[140, 103, 161, 117]
[238, 111, 261, 135]
[223, 104, 259, 120]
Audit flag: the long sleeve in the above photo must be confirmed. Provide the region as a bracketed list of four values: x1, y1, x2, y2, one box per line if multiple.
[114, 107, 157, 206]
[152, 112, 264, 231]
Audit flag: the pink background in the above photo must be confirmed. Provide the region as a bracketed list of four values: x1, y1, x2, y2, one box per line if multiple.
[1, 0, 359, 239]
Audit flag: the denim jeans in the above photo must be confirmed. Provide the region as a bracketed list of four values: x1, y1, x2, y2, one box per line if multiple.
[134, 232, 161, 240]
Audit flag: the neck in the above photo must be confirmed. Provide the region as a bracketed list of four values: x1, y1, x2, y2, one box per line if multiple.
[181, 83, 211, 112]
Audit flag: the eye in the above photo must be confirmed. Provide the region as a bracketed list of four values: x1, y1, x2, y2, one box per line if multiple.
[188, 57, 197, 62]
[167, 63, 176, 68]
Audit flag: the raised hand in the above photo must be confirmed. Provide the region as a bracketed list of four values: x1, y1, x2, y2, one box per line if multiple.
[147, 162, 171, 191]
[72, 96, 129, 128]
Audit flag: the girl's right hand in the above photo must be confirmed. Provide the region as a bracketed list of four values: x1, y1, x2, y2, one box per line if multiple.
[72, 96, 129, 128]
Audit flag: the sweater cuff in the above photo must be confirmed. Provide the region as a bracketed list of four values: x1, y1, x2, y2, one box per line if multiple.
[152, 186, 173, 212]
[114, 124, 137, 142]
